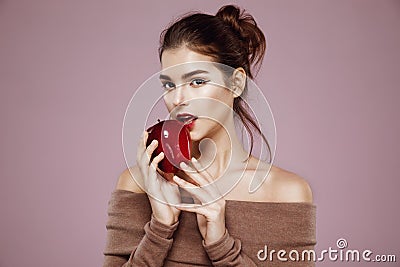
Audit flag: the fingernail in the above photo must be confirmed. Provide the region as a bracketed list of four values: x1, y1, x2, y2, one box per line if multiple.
[191, 157, 197, 162]
[180, 162, 187, 168]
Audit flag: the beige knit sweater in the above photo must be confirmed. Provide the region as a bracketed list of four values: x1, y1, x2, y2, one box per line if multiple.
[103, 190, 316, 266]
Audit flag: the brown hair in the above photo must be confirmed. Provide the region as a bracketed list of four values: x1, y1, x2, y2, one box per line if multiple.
[159, 5, 272, 162]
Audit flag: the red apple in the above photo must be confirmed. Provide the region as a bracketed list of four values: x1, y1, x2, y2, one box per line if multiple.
[146, 119, 192, 176]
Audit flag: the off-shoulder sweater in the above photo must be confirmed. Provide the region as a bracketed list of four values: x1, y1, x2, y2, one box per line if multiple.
[103, 190, 316, 267]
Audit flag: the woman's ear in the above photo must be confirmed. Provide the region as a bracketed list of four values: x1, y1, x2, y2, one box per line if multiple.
[231, 67, 246, 98]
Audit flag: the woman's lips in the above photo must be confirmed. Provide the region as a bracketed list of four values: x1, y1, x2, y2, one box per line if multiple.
[177, 113, 197, 122]
[185, 118, 197, 130]
[176, 113, 198, 130]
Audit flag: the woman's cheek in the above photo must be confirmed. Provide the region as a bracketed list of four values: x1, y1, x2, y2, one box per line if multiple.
[206, 86, 234, 105]
[163, 95, 174, 112]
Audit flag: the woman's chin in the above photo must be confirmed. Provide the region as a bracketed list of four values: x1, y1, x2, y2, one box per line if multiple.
[189, 130, 209, 146]
[189, 131, 200, 142]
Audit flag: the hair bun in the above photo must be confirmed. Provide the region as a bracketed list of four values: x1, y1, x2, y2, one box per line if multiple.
[215, 5, 243, 36]
[215, 5, 266, 73]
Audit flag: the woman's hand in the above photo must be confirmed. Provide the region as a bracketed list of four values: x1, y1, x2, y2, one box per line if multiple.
[137, 131, 181, 226]
[173, 158, 227, 245]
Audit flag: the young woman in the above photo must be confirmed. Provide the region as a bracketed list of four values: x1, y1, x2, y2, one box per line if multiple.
[103, 5, 316, 267]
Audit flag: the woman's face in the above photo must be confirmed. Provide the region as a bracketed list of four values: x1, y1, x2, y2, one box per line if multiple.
[160, 46, 235, 141]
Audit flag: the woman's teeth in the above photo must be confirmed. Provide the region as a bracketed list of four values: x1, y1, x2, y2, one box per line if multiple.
[177, 115, 198, 123]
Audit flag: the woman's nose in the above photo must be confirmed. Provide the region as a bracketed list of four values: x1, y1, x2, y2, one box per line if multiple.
[172, 85, 186, 106]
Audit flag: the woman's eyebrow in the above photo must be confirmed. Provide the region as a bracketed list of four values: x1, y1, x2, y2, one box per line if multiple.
[159, 70, 210, 81]
[181, 70, 209, 80]
[159, 74, 171, 81]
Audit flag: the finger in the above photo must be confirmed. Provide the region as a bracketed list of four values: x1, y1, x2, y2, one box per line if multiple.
[140, 139, 158, 167]
[190, 157, 214, 184]
[189, 157, 203, 172]
[145, 151, 163, 189]
[173, 175, 197, 189]
[141, 140, 159, 180]
[146, 139, 159, 160]
[173, 175, 211, 203]
[136, 131, 148, 160]
[190, 158, 224, 199]
[183, 161, 224, 202]
[175, 203, 209, 217]
[149, 151, 164, 174]
[146, 167, 163, 200]
[180, 162, 210, 187]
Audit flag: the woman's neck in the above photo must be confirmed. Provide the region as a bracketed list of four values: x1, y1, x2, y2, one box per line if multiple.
[191, 117, 249, 179]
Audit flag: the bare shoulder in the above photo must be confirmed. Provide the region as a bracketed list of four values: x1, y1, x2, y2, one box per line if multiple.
[116, 165, 145, 193]
[266, 165, 313, 203]
[225, 159, 313, 203]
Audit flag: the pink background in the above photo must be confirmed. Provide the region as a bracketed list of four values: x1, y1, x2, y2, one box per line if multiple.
[1, 0, 399, 266]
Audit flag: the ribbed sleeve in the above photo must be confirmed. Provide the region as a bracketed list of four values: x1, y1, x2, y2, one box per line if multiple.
[126, 215, 179, 266]
[103, 191, 179, 267]
[103, 189, 316, 267]
[203, 229, 257, 266]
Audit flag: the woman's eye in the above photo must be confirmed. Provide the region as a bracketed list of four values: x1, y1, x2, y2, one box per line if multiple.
[162, 82, 176, 90]
[190, 78, 209, 88]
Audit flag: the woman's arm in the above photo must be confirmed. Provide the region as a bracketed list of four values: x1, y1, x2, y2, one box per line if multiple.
[202, 230, 257, 266]
[103, 130, 184, 266]
[103, 211, 178, 267]
[173, 159, 316, 266]
[103, 165, 180, 267]
[172, 158, 259, 266]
